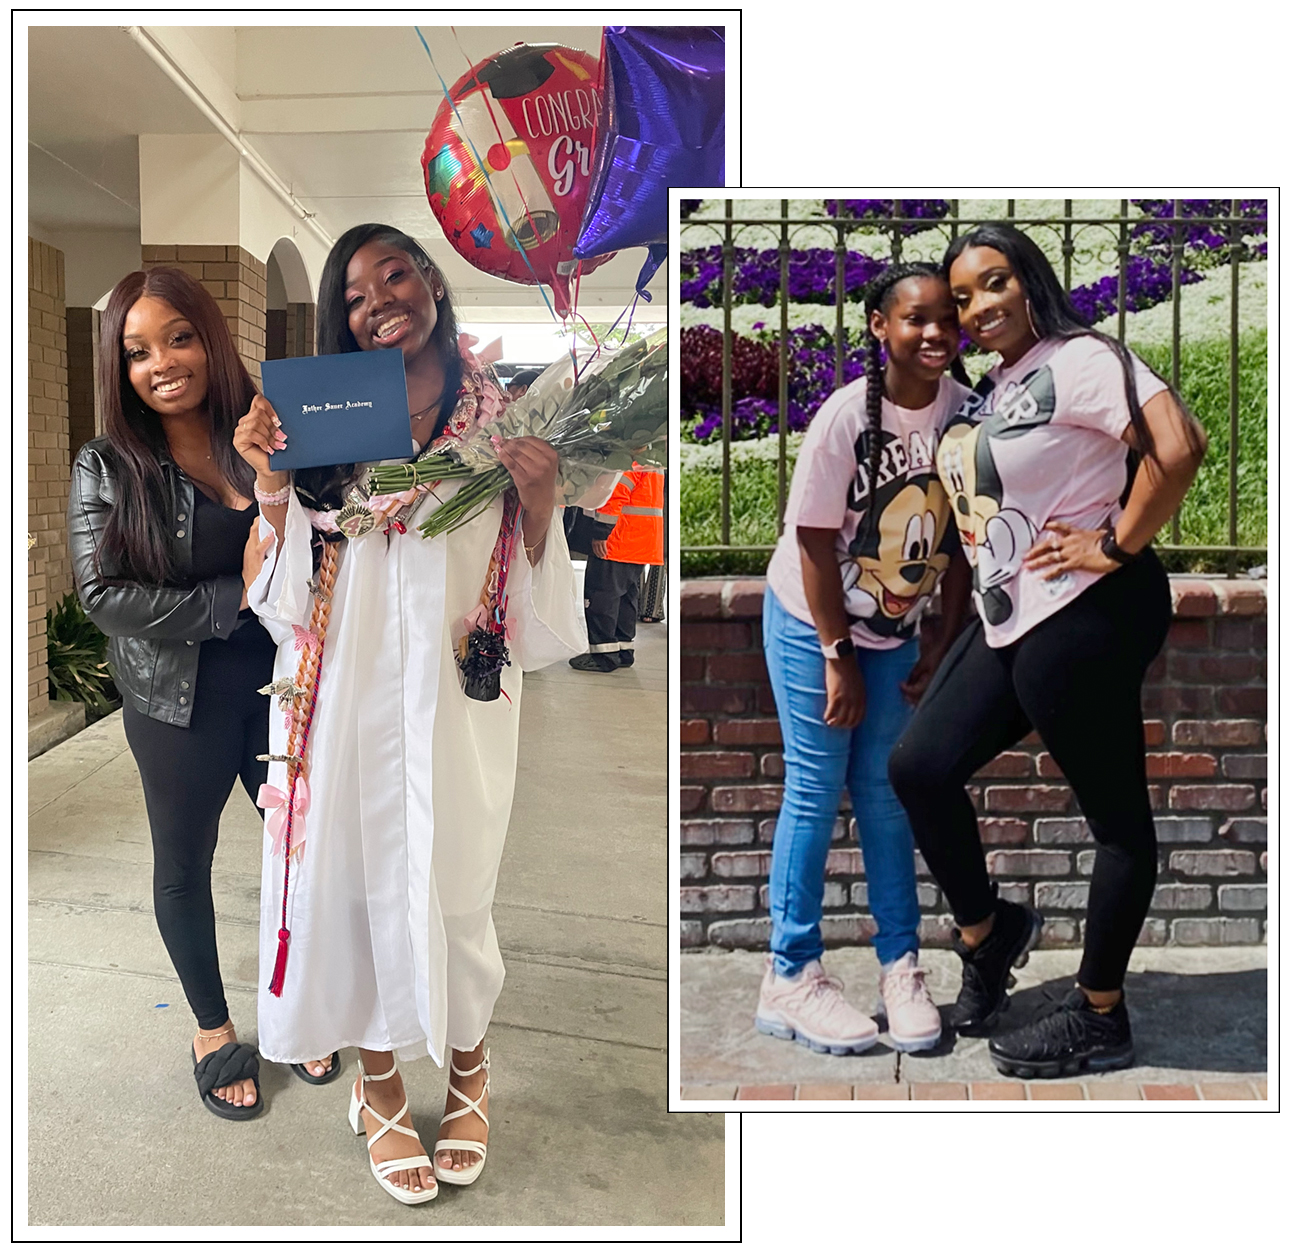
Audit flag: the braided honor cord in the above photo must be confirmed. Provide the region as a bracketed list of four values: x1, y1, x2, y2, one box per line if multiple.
[268, 539, 339, 997]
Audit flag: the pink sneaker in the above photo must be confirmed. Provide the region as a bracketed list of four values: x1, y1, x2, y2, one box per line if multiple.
[878, 952, 943, 1052]
[755, 957, 879, 1055]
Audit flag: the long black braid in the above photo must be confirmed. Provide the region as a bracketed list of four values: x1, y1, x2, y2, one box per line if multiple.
[859, 263, 971, 547]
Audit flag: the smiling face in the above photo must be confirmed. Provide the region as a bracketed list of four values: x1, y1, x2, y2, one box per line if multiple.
[122, 295, 210, 417]
[869, 275, 961, 384]
[948, 245, 1039, 366]
[344, 240, 442, 361]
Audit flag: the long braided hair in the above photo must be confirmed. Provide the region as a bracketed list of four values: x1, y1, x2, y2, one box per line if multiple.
[858, 263, 971, 546]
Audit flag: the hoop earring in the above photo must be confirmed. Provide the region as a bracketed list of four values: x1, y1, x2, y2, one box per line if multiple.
[1026, 298, 1041, 342]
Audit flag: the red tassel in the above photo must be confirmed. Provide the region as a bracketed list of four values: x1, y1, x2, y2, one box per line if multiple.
[268, 927, 291, 996]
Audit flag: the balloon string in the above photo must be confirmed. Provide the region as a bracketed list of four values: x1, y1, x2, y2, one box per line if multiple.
[413, 25, 560, 325]
[570, 262, 586, 377]
[604, 290, 642, 348]
[448, 26, 551, 276]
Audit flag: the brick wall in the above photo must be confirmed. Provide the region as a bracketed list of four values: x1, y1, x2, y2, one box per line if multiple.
[680, 576, 1268, 951]
[141, 245, 268, 387]
[28, 238, 71, 717]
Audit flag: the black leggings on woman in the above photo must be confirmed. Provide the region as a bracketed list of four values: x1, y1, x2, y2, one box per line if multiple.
[122, 636, 273, 1029]
[889, 551, 1171, 992]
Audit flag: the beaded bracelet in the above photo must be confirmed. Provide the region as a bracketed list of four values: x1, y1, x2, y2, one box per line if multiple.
[255, 481, 292, 506]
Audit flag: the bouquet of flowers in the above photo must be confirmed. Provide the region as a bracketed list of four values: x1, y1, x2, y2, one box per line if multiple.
[366, 328, 668, 538]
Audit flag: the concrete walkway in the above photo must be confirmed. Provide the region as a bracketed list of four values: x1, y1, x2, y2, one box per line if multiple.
[681, 944, 1268, 1102]
[28, 620, 724, 1227]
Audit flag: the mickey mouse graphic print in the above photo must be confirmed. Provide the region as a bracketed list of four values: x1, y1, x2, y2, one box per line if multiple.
[766, 373, 970, 649]
[936, 336, 1168, 647]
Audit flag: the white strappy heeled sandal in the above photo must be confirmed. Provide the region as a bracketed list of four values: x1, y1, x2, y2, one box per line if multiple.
[434, 1048, 490, 1186]
[348, 1062, 437, 1205]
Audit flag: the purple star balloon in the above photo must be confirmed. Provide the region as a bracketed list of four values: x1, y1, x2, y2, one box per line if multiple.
[573, 26, 725, 293]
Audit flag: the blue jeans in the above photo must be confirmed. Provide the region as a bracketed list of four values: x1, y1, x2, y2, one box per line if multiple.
[764, 586, 922, 975]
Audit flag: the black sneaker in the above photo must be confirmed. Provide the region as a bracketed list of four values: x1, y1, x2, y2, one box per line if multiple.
[948, 895, 1043, 1034]
[989, 988, 1135, 1078]
[616, 649, 635, 668]
[569, 653, 619, 672]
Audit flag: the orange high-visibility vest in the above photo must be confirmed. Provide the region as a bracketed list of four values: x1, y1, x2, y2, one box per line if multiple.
[599, 464, 664, 565]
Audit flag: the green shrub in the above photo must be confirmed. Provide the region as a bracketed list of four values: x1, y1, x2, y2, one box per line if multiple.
[47, 593, 119, 719]
[1133, 330, 1266, 550]
[681, 331, 1267, 578]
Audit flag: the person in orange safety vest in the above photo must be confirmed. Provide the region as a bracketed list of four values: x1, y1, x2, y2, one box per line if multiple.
[568, 462, 664, 672]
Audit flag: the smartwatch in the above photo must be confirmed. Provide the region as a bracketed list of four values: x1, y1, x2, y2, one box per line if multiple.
[821, 636, 855, 660]
[1099, 523, 1139, 566]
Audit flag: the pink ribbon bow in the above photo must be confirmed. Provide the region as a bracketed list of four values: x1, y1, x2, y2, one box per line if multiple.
[257, 778, 310, 859]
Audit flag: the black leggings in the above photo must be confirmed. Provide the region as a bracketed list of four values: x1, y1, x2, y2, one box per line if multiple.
[889, 551, 1171, 992]
[122, 640, 273, 1029]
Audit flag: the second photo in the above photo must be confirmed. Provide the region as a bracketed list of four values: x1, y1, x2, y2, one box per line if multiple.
[675, 193, 1270, 1108]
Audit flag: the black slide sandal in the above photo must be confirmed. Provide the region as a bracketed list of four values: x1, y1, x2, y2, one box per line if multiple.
[291, 1053, 343, 1085]
[191, 1042, 265, 1121]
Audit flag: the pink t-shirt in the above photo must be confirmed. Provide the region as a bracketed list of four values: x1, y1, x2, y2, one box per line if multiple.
[935, 336, 1168, 648]
[766, 374, 971, 649]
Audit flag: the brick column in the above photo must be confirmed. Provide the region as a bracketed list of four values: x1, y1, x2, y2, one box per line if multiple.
[284, 301, 316, 357]
[141, 245, 267, 387]
[66, 306, 99, 461]
[28, 238, 71, 717]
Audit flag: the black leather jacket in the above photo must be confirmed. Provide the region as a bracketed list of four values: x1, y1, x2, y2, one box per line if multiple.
[67, 437, 247, 728]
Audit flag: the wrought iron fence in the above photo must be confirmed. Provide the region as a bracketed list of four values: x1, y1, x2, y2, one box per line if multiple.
[679, 198, 1268, 576]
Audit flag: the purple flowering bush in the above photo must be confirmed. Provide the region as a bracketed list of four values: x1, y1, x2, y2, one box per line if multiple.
[1131, 199, 1268, 264]
[684, 324, 870, 443]
[1069, 254, 1205, 325]
[823, 199, 951, 233]
[680, 245, 888, 308]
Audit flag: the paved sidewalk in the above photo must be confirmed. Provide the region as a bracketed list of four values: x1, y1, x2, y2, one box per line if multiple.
[680, 944, 1268, 1103]
[28, 622, 725, 1226]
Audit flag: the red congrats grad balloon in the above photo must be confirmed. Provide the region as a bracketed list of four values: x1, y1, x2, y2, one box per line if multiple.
[421, 43, 614, 316]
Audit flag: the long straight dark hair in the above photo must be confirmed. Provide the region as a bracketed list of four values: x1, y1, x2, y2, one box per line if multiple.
[96, 267, 257, 583]
[295, 223, 463, 511]
[942, 223, 1205, 463]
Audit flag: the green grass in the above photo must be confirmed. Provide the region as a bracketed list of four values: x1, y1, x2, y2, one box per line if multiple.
[681, 331, 1267, 578]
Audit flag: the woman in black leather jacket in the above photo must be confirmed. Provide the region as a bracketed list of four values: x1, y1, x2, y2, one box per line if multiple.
[68, 266, 337, 1119]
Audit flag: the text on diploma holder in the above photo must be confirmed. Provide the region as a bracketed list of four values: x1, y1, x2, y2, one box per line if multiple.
[301, 400, 375, 413]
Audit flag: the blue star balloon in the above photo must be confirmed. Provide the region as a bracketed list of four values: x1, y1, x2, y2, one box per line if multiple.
[573, 27, 725, 293]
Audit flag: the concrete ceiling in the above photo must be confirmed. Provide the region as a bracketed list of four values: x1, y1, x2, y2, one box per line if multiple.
[27, 23, 669, 314]
[29, 26, 209, 230]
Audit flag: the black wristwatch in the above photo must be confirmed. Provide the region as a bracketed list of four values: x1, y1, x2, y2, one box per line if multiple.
[821, 636, 855, 660]
[1099, 523, 1139, 566]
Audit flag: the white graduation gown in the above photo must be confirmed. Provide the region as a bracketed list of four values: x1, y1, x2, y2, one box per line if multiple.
[248, 485, 586, 1067]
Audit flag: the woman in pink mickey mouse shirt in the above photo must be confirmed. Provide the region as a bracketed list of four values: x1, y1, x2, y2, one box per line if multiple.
[889, 223, 1206, 1080]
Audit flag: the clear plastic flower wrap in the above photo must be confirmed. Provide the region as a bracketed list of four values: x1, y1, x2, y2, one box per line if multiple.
[367, 328, 668, 537]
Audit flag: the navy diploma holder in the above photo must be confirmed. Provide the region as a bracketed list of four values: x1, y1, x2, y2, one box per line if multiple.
[262, 348, 413, 471]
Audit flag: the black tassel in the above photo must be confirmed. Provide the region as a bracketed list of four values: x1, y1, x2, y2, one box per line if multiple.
[458, 627, 510, 702]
